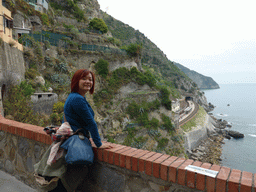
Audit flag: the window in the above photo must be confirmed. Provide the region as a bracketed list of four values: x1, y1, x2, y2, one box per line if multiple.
[3, 17, 6, 34]
[6, 19, 13, 28]
[2, 0, 7, 7]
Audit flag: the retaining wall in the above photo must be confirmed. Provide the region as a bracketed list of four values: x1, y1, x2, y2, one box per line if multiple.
[0, 42, 25, 89]
[0, 115, 255, 192]
[184, 114, 216, 151]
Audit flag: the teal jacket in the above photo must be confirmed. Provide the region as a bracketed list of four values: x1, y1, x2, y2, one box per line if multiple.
[64, 92, 102, 147]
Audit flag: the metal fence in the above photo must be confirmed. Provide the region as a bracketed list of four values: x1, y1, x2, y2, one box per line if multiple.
[23, 31, 127, 55]
[79, 28, 103, 35]
[30, 31, 71, 48]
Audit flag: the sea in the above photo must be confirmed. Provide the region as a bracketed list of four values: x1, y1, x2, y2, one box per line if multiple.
[203, 83, 256, 173]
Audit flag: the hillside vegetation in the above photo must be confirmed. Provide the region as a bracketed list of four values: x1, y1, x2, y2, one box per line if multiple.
[2, 0, 210, 157]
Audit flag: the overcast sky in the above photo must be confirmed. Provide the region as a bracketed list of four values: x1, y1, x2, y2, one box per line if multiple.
[98, 0, 256, 84]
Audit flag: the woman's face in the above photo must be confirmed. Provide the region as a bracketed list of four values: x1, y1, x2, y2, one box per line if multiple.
[78, 73, 93, 95]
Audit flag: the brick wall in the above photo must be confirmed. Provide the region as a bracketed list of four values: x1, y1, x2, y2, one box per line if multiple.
[0, 114, 255, 192]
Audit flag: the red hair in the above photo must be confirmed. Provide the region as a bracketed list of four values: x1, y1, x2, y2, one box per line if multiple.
[71, 69, 95, 94]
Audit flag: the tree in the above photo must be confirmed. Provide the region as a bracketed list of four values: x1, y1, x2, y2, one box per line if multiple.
[125, 43, 143, 57]
[89, 18, 108, 34]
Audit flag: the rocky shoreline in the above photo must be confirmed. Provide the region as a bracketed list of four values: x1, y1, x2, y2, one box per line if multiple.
[187, 107, 244, 165]
[188, 134, 224, 165]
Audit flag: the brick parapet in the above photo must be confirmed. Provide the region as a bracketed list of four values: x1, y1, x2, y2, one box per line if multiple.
[0, 115, 255, 192]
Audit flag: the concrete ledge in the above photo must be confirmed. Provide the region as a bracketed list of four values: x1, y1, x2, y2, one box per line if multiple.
[0, 115, 255, 191]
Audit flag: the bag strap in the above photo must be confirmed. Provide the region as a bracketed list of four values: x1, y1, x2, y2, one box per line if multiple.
[64, 113, 67, 122]
[73, 128, 83, 135]
[64, 114, 90, 139]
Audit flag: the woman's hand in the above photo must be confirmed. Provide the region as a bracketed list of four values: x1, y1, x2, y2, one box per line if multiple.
[99, 143, 114, 149]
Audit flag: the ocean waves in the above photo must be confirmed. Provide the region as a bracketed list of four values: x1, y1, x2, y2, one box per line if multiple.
[216, 113, 229, 117]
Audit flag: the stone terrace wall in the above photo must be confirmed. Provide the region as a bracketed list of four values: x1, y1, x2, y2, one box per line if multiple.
[0, 115, 255, 192]
[0, 42, 25, 87]
[31, 93, 58, 115]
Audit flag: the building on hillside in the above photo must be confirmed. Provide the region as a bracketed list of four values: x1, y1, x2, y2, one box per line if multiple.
[0, 0, 23, 51]
[172, 99, 180, 113]
[13, 20, 31, 39]
[24, 0, 49, 13]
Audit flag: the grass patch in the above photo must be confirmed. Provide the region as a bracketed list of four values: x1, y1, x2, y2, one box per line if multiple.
[181, 105, 207, 132]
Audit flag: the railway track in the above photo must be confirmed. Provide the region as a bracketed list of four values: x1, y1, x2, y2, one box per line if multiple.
[179, 101, 199, 126]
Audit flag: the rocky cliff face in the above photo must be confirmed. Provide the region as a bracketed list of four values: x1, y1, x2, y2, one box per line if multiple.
[102, 12, 219, 91]
[174, 62, 220, 89]
[0, 42, 25, 90]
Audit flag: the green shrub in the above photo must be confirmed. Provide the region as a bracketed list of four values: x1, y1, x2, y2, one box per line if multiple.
[50, 1, 63, 10]
[89, 18, 108, 34]
[50, 0, 85, 21]
[63, 24, 75, 30]
[54, 62, 68, 73]
[51, 74, 70, 85]
[25, 68, 40, 80]
[50, 113, 62, 125]
[131, 136, 148, 149]
[148, 99, 161, 111]
[160, 87, 172, 110]
[19, 81, 35, 97]
[148, 118, 159, 129]
[107, 37, 121, 46]
[94, 59, 109, 78]
[73, 7, 85, 22]
[70, 28, 79, 37]
[124, 43, 143, 57]
[126, 101, 140, 119]
[123, 127, 137, 146]
[41, 13, 49, 26]
[34, 41, 44, 63]
[158, 138, 169, 149]
[3, 83, 48, 126]
[93, 67, 158, 106]
[161, 114, 174, 132]
[171, 135, 182, 142]
[137, 111, 149, 127]
[126, 100, 161, 129]
[53, 101, 64, 114]
[106, 135, 115, 143]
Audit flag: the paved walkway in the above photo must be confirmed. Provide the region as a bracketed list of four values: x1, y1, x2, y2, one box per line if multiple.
[0, 170, 36, 192]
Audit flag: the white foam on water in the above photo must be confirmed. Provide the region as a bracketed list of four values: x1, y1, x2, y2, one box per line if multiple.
[248, 134, 256, 138]
[216, 113, 229, 117]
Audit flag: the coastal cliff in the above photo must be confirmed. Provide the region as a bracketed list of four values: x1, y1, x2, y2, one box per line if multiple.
[2, 0, 217, 158]
[174, 62, 220, 89]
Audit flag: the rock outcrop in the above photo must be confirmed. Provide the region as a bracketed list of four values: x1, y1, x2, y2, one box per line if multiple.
[225, 130, 244, 139]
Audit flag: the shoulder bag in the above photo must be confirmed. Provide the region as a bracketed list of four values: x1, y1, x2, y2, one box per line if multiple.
[60, 114, 94, 165]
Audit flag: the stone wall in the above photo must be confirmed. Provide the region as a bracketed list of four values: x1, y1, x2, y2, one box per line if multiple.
[0, 42, 25, 91]
[0, 115, 255, 192]
[183, 111, 216, 151]
[31, 93, 58, 115]
[0, 87, 3, 116]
